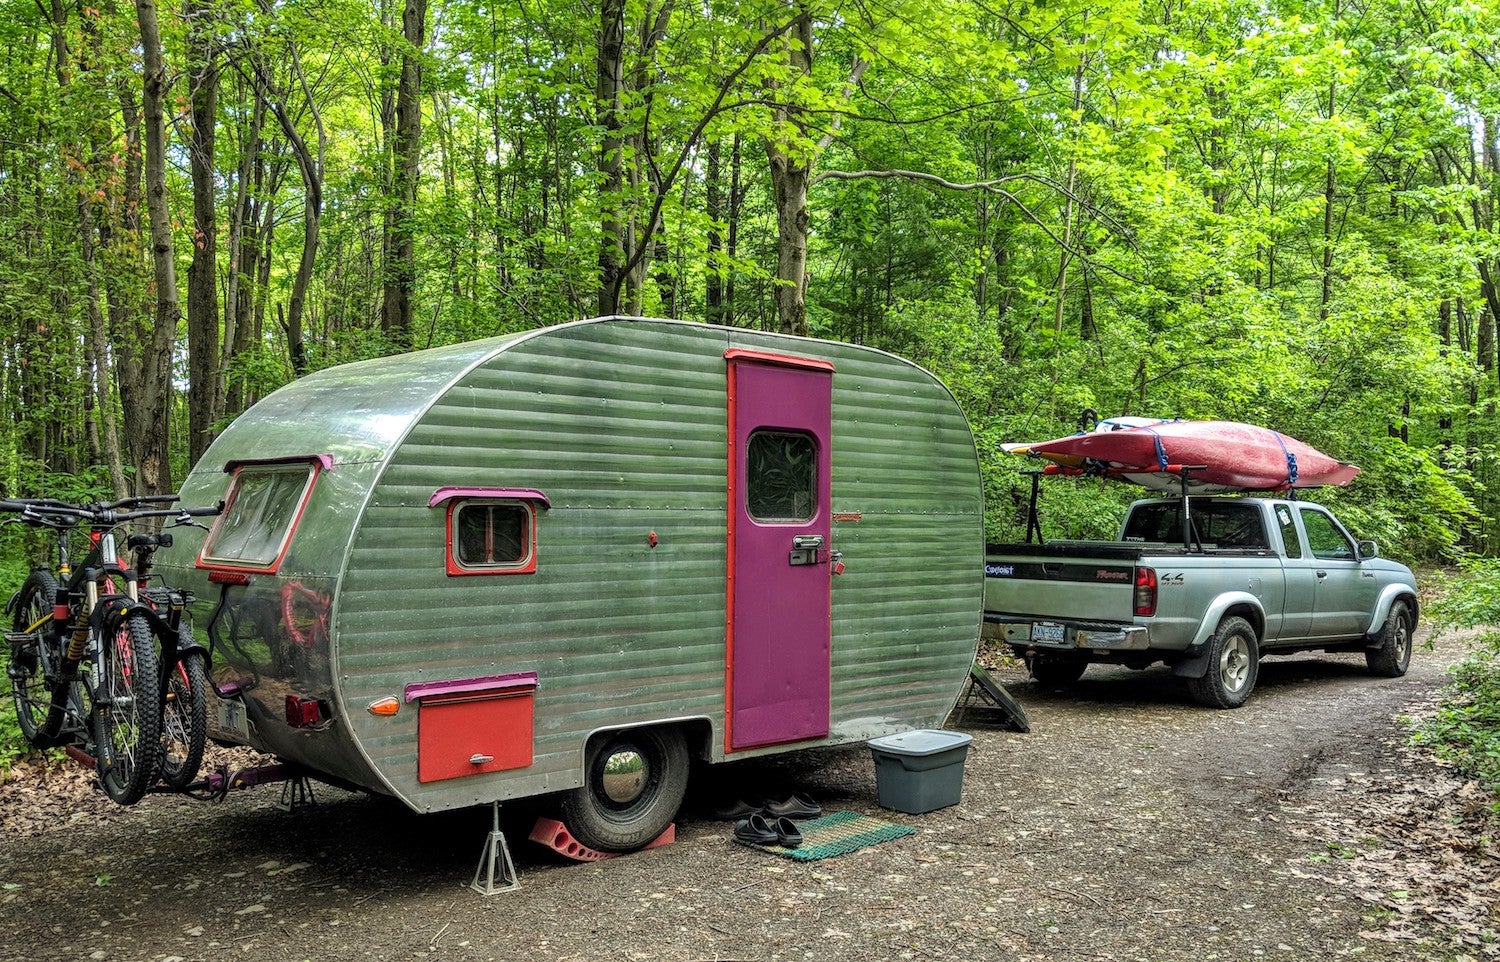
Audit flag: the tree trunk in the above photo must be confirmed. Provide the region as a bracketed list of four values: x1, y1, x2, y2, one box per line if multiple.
[381, 0, 425, 350]
[260, 52, 324, 377]
[765, 10, 815, 336]
[132, 0, 179, 493]
[223, 80, 268, 416]
[596, 0, 627, 316]
[768, 158, 810, 336]
[726, 132, 742, 326]
[186, 0, 220, 463]
[763, 10, 866, 337]
[1319, 81, 1338, 323]
[705, 136, 726, 323]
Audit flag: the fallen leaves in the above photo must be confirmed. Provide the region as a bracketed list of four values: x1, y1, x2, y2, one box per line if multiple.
[1286, 733, 1500, 957]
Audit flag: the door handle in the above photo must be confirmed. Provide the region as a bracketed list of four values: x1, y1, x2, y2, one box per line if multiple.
[1316, 570, 1328, 579]
[789, 534, 826, 566]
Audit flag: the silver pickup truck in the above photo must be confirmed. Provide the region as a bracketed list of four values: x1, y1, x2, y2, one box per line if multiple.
[983, 496, 1419, 707]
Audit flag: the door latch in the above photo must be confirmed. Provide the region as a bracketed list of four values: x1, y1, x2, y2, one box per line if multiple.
[789, 534, 827, 566]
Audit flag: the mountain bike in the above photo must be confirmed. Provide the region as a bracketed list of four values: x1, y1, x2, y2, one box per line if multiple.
[3, 497, 220, 804]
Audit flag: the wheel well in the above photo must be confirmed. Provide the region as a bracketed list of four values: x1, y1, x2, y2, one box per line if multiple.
[1223, 603, 1263, 640]
[582, 717, 715, 765]
[1398, 592, 1419, 625]
[677, 718, 714, 762]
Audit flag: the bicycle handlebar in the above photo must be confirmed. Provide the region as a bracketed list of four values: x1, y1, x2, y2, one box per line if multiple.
[0, 497, 223, 529]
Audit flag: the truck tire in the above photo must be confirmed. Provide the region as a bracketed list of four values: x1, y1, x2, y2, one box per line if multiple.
[1365, 600, 1413, 678]
[1030, 654, 1088, 687]
[559, 726, 689, 853]
[1187, 616, 1259, 709]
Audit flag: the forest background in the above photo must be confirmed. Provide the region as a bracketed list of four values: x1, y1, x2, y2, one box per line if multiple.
[2, 0, 1500, 554]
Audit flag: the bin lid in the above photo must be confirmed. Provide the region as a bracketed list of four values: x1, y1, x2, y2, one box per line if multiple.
[867, 729, 973, 757]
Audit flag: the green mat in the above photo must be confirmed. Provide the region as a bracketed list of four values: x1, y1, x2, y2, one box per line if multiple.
[734, 810, 915, 861]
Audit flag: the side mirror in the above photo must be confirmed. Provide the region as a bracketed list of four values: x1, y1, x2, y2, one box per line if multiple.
[1358, 539, 1379, 560]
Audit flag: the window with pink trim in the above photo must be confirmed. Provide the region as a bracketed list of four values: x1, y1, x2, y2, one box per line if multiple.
[200, 461, 320, 573]
[445, 499, 538, 576]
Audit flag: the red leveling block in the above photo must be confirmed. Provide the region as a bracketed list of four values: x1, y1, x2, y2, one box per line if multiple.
[529, 817, 675, 862]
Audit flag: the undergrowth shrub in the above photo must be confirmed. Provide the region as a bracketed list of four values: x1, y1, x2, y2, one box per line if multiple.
[1415, 564, 1500, 805]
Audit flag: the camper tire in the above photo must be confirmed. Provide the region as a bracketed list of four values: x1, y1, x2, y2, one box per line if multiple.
[1186, 616, 1259, 709]
[561, 726, 689, 853]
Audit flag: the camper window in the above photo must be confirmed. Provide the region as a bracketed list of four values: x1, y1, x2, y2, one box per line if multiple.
[747, 430, 818, 522]
[200, 461, 319, 572]
[447, 501, 536, 575]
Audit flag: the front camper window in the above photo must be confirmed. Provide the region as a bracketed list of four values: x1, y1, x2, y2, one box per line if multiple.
[747, 430, 817, 522]
[448, 501, 536, 575]
[201, 462, 319, 571]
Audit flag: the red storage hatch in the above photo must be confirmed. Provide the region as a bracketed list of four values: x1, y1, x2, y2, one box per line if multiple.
[405, 672, 538, 783]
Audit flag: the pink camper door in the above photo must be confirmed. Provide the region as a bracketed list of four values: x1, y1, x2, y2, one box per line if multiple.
[725, 350, 834, 751]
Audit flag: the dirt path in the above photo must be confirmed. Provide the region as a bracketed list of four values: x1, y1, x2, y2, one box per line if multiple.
[1, 626, 1495, 962]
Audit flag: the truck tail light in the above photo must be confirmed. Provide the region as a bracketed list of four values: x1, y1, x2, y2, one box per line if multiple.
[1134, 567, 1158, 617]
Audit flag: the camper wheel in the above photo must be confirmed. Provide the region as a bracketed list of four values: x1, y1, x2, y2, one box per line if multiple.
[560, 726, 689, 853]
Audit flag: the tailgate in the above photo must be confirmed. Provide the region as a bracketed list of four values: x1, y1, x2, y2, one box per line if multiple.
[984, 557, 1136, 622]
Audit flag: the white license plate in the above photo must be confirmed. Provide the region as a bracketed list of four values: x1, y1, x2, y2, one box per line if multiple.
[217, 698, 249, 741]
[1031, 622, 1067, 644]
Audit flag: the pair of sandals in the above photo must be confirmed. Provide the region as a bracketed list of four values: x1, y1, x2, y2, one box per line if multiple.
[726, 792, 821, 849]
[734, 812, 803, 848]
[715, 792, 822, 821]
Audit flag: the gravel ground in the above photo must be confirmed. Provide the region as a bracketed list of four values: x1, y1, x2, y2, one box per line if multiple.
[0, 623, 1495, 962]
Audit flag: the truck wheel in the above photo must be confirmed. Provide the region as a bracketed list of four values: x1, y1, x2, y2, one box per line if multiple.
[1030, 654, 1087, 687]
[559, 726, 689, 853]
[1187, 616, 1259, 709]
[1365, 600, 1413, 678]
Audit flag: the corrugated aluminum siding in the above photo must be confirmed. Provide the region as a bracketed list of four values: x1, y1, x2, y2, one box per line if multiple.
[332, 319, 981, 813]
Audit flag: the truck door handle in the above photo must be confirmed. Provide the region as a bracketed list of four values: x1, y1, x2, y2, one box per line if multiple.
[1316, 570, 1328, 579]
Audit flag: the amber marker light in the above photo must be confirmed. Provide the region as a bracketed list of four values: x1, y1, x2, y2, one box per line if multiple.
[367, 697, 400, 716]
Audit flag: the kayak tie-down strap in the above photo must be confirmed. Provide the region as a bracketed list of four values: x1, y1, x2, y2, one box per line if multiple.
[1142, 428, 1170, 472]
[1271, 430, 1299, 487]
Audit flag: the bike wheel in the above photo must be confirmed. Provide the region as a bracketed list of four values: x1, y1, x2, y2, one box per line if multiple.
[159, 649, 207, 790]
[8, 570, 63, 746]
[92, 612, 162, 805]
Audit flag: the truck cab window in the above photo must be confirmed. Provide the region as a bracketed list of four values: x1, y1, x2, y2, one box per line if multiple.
[1276, 506, 1304, 558]
[1300, 508, 1355, 561]
[1123, 500, 1266, 548]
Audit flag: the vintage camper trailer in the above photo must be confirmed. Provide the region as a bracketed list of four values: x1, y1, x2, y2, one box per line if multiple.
[161, 317, 984, 852]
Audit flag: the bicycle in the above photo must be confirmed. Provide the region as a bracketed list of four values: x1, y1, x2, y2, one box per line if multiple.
[4, 497, 220, 804]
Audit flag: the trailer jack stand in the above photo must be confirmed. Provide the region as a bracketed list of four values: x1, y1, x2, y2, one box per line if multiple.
[472, 802, 520, 895]
[276, 773, 317, 812]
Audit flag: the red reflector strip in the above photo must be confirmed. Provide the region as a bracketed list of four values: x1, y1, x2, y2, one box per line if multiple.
[208, 570, 252, 585]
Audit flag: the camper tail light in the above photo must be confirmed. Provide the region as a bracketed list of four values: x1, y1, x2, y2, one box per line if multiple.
[1134, 567, 1158, 617]
[285, 695, 326, 728]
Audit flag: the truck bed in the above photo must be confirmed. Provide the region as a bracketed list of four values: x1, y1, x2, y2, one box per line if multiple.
[985, 540, 1274, 561]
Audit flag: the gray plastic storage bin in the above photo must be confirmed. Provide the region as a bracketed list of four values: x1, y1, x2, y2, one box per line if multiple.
[867, 729, 973, 814]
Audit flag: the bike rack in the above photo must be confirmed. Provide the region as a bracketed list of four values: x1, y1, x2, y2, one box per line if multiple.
[60, 744, 318, 810]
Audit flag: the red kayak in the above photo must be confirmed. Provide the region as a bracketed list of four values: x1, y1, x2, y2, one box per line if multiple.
[1026, 420, 1359, 492]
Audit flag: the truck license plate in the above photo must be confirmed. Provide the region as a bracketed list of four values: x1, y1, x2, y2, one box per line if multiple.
[1031, 622, 1066, 644]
